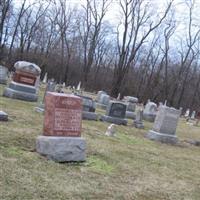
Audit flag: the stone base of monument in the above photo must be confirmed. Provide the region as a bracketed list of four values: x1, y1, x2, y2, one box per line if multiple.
[146, 130, 178, 144]
[143, 113, 156, 122]
[3, 87, 38, 102]
[82, 111, 98, 121]
[134, 120, 144, 129]
[36, 136, 86, 162]
[100, 115, 127, 125]
[96, 103, 107, 110]
[125, 111, 136, 119]
[0, 111, 8, 121]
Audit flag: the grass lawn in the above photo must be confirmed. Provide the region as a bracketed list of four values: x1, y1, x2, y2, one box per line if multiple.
[0, 84, 200, 200]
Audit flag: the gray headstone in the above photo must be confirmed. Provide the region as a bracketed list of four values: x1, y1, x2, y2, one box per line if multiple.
[106, 101, 126, 118]
[96, 91, 107, 102]
[191, 111, 196, 120]
[134, 110, 144, 129]
[0, 65, 8, 84]
[124, 96, 138, 103]
[126, 102, 136, 112]
[99, 94, 110, 105]
[100, 101, 128, 125]
[147, 106, 180, 144]
[143, 102, 157, 122]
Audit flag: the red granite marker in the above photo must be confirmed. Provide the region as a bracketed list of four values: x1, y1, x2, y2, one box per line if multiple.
[43, 92, 82, 137]
[13, 71, 37, 86]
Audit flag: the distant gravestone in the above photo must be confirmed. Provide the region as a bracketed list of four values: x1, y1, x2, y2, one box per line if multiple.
[101, 101, 127, 125]
[125, 102, 136, 119]
[76, 95, 98, 121]
[0, 65, 8, 84]
[35, 79, 56, 113]
[96, 93, 110, 110]
[143, 101, 157, 122]
[147, 106, 180, 144]
[3, 61, 41, 102]
[0, 111, 8, 121]
[42, 72, 48, 83]
[191, 111, 196, 120]
[123, 96, 138, 103]
[96, 91, 107, 102]
[134, 109, 144, 129]
[36, 92, 86, 162]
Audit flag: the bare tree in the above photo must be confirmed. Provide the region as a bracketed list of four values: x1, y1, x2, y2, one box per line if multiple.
[111, 0, 174, 97]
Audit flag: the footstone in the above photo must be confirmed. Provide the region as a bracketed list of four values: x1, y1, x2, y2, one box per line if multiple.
[0, 111, 8, 121]
[100, 115, 127, 125]
[82, 111, 98, 121]
[36, 136, 86, 162]
[125, 111, 136, 119]
[146, 130, 178, 144]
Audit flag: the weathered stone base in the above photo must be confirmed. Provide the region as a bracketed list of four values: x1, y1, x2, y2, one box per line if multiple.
[36, 136, 86, 162]
[82, 111, 98, 121]
[100, 115, 127, 125]
[146, 130, 178, 144]
[0, 111, 8, 121]
[96, 103, 107, 110]
[134, 121, 144, 129]
[125, 111, 136, 119]
[143, 113, 156, 122]
[3, 87, 38, 102]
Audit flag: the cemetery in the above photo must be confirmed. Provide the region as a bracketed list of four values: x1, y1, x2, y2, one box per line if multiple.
[0, 75, 200, 200]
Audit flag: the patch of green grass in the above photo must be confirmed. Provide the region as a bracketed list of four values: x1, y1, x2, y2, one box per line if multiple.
[87, 156, 114, 174]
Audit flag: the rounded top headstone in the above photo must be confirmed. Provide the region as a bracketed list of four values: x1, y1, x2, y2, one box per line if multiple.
[14, 61, 41, 76]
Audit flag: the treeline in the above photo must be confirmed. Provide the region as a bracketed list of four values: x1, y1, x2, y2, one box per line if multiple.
[0, 0, 200, 110]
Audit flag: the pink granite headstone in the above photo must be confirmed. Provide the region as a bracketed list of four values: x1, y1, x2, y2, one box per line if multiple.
[43, 92, 82, 137]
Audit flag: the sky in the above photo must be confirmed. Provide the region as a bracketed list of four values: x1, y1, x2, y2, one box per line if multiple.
[12, 0, 200, 42]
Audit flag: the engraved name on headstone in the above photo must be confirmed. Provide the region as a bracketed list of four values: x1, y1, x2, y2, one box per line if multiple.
[44, 92, 82, 137]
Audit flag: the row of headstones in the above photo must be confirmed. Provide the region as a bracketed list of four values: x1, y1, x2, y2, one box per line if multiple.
[0, 61, 187, 162]
[36, 91, 181, 162]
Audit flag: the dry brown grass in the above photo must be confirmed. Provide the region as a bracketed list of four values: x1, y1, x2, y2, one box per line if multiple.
[0, 84, 200, 200]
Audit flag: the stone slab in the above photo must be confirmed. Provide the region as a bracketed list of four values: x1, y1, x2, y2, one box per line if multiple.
[9, 81, 37, 93]
[82, 111, 98, 121]
[0, 111, 8, 121]
[36, 136, 86, 162]
[146, 130, 178, 144]
[125, 111, 136, 119]
[100, 115, 127, 125]
[3, 87, 38, 102]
